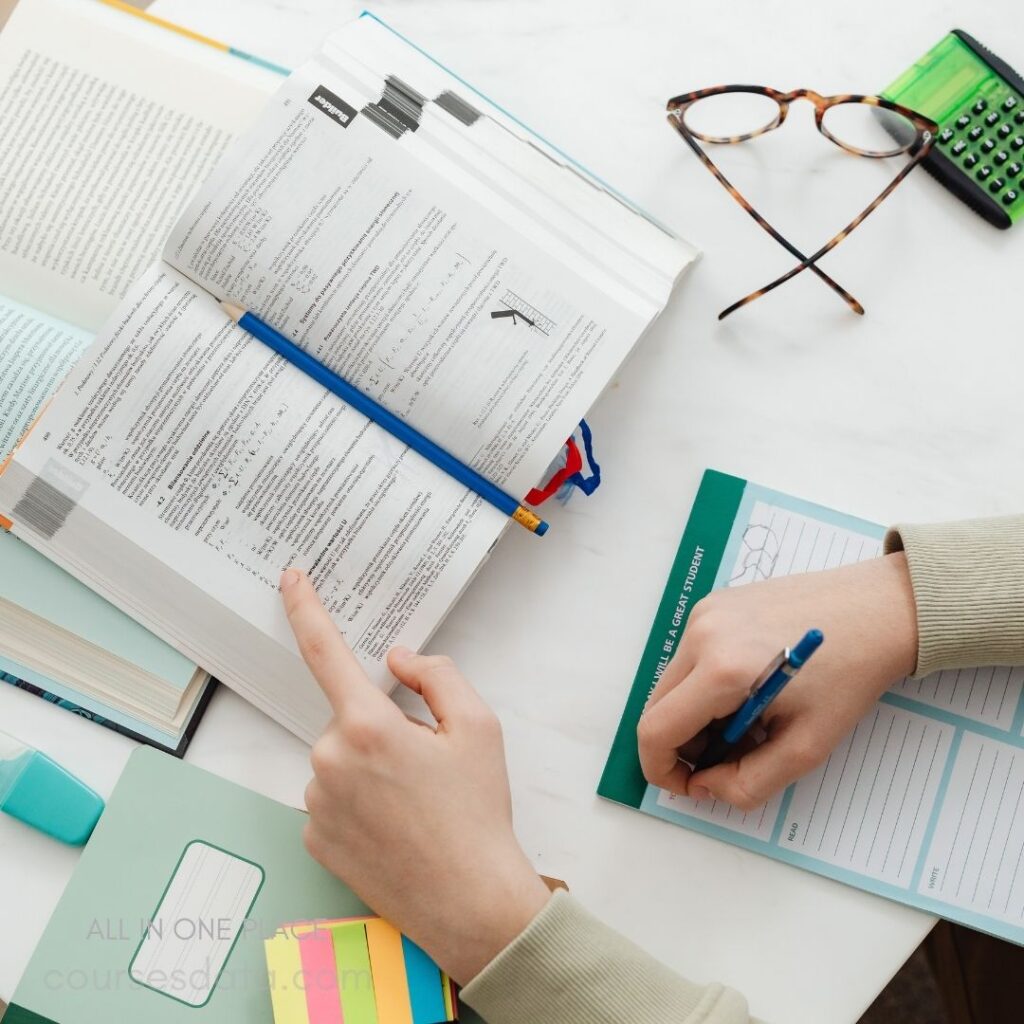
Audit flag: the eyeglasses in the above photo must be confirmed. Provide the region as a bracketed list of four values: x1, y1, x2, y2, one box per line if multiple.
[667, 86, 937, 319]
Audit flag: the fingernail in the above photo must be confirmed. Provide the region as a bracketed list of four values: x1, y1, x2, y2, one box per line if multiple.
[390, 645, 414, 661]
[279, 568, 301, 591]
[690, 786, 711, 802]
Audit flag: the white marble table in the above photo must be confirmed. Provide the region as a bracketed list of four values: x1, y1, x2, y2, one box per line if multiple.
[2, 1, 1023, 1021]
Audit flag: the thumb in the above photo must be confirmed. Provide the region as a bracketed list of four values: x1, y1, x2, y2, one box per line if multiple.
[386, 647, 493, 728]
[690, 724, 821, 811]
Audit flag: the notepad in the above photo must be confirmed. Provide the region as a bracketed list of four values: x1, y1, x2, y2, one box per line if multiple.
[265, 917, 456, 1024]
[600, 469, 1024, 946]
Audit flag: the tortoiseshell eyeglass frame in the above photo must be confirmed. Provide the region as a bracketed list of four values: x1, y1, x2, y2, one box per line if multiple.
[666, 86, 938, 319]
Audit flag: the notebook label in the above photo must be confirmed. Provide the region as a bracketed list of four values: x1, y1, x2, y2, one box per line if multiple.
[129, 840, 264, 1007]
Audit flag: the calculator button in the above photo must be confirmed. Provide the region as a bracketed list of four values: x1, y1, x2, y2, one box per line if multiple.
[969, 126, 984, 141]
[973, 98, 988, 114]
[1012, 136, 1024, 151]
[977, 166, 993, 180]
[998, 124, 1013, 138]
[1009, 162, 1023, 177]
[989, 177, 1005, 193]
[981, 139, 996, 153]
[952, 140, 968, 156]
[985, 111, 1000, 126]
[964, 153, 980, 168]
[938, 128, 955, 144]
[1016, 110, 1024, 124]
[1004, 96, 1019, 111]
[1004, 189, 1019, 205]
[995, 151, 1009, 165]
[955, 114, 971, 130]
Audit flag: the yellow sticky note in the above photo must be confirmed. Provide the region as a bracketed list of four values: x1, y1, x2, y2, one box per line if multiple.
[442, 975, 454, 1021]
[364, 919, 413, 1024]
[264, 935, 311, 1024]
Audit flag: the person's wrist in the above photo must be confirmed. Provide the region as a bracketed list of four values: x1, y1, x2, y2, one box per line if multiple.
[423, 850, 552, 985]
[870, 551, 919, 685]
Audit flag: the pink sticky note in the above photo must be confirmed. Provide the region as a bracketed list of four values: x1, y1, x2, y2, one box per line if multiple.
[298, 927, 344, 1024]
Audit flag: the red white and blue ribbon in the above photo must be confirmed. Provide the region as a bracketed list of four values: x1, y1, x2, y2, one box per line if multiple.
[525, 419, 601, 506]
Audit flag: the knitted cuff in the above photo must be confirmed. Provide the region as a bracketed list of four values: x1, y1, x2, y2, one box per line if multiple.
[884, 516, 1024, 677]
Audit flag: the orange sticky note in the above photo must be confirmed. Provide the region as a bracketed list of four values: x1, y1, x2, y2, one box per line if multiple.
[364, 918, 413, 1024]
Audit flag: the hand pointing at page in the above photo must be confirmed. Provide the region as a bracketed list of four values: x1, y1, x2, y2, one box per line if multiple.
[637, 554, 919, 810]
[279, 568, 550, 987]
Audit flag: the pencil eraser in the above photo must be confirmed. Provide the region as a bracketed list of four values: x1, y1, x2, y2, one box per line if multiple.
[534, 521, 549, 537]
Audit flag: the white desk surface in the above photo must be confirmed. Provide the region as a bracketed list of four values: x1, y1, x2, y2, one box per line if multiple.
[2, 1, 1023, 1021]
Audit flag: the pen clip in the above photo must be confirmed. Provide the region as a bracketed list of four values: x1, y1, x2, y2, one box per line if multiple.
[748, 649, 789, 696]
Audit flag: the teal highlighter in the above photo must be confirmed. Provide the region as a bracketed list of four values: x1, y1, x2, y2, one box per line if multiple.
[0, 730, 104, 845]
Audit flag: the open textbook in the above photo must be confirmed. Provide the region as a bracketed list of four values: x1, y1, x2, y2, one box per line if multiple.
[601, 471, 1024, 945]
[0, 0, 286, 750]
[0, 5, 696, 742]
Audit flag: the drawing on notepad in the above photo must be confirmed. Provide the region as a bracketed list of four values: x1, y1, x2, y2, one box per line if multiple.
[729, 521, 782, 585]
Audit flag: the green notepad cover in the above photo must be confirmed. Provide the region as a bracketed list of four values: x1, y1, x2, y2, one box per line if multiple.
[598, 469, 746, 807]
[8, 748, 483, 1023]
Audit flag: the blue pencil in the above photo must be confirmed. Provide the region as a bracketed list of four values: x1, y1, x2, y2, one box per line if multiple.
[220, 302, 548, 536]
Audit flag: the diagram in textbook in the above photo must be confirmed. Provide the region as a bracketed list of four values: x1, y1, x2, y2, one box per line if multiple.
[490, 289, 556, 335]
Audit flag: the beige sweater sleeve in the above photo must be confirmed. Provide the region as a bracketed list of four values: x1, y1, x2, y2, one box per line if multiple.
[885, 515, 1024, 676]
[461, 891, 753, 1024]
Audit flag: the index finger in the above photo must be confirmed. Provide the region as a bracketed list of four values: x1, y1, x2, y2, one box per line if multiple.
[280, 568, 396, 715]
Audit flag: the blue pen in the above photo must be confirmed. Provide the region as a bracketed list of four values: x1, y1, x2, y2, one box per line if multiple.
[693, 628, 824, 774]
[221, 302, 548, 536]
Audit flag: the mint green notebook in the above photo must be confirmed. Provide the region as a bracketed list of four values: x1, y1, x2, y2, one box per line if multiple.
[7, 748, 483, 1023]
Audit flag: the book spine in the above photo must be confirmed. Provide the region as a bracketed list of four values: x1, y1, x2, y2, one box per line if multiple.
[597, 470, 745, 807]
[0, 672, 216, 759]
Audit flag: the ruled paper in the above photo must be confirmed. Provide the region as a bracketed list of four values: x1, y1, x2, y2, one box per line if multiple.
[918, 734, 1024, 922]
[726, 500, 881, 586]
[892, 667, 1024, 731]
[780, 705, 954, 884]
[656, 785, 783, 841]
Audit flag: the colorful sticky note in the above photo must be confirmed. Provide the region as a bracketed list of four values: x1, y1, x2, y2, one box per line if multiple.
[364, 919, 413, 1024]
[298, 928, 344, 1024]
[333, 922, 379, 1024]
[265, 934, 311, 1024]
[266, 917, 456, 1024]
[401, 935, 447, 1024]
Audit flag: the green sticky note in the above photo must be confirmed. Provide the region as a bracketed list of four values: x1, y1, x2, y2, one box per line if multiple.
[332, 923, 378, 1024]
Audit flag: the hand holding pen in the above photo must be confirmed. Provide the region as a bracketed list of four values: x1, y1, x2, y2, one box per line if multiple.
[691, 629, 824, 774]
[636, 558, 919, 809]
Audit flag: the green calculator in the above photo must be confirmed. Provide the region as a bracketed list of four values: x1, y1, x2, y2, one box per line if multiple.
[883, 30, 1024, 228]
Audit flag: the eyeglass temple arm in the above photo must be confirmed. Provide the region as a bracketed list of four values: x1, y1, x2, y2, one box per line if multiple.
[675, 129, 864, 315]
[719, 141, 933, 320]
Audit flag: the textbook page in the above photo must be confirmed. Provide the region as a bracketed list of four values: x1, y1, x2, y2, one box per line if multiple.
[0, 264, 508, 741]
[164, 58, 656, 500]
[0, 0, 277, 333]
[322, 14, 694, 292]
[0, 295, 90, 458]
[600, 470, 1024, 945]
